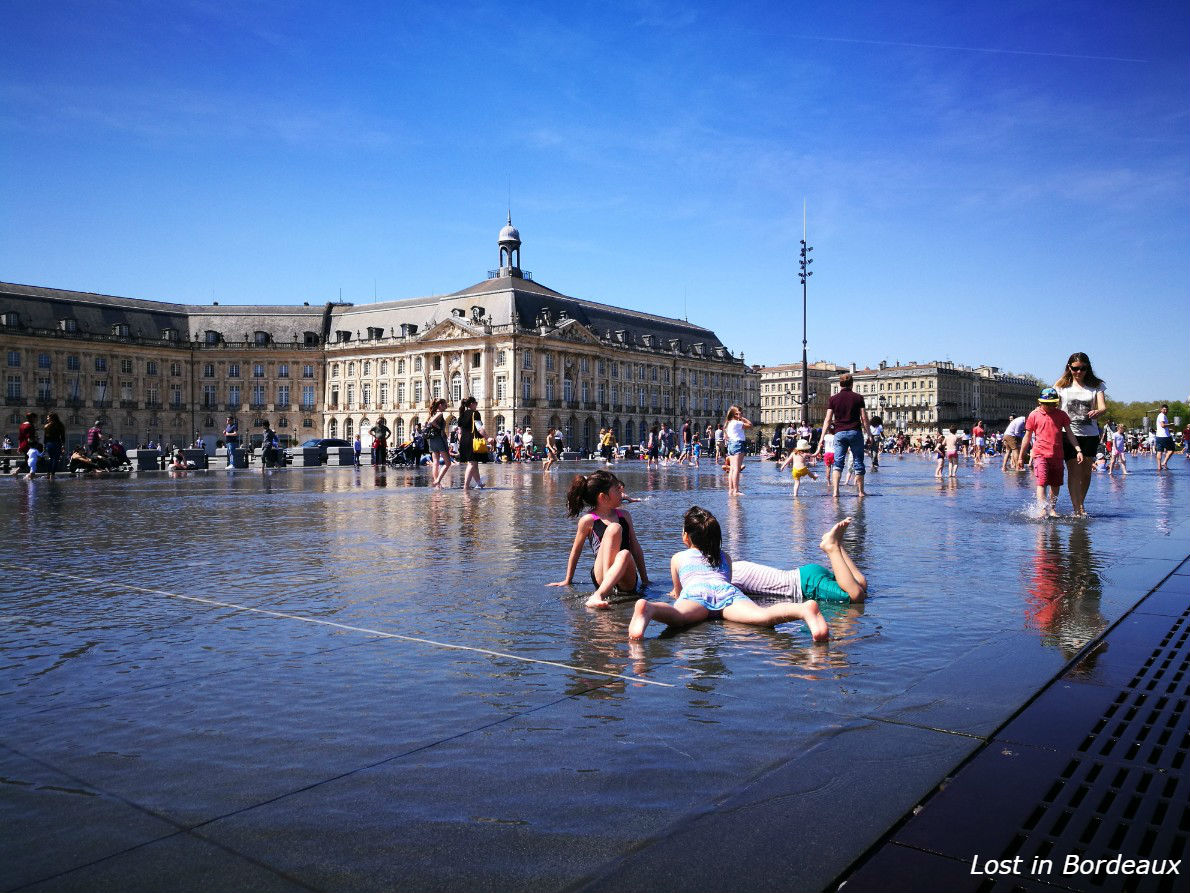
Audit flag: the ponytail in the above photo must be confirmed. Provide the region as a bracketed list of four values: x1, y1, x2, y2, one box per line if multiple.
[684, 505, 722, 569]
[565, 469, 622, 517]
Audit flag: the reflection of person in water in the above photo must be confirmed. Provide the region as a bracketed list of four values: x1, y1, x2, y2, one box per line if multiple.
[1025, 522, 1106, 661]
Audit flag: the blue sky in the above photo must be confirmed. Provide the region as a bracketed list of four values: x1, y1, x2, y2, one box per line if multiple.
[2, 0, 1186, 401]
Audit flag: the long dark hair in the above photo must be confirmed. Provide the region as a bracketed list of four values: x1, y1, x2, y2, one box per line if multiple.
[1055, 352, 1104, 389]
[565, 469, 622, 517]
[684, 505, 722, 569]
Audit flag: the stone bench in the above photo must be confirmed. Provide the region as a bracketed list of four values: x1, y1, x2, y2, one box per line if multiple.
[325, 447, 358, 466]
[125, 449, 163, 471]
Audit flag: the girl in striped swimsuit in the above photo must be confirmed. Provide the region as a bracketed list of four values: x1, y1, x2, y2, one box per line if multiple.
[629, 506, 830, 641]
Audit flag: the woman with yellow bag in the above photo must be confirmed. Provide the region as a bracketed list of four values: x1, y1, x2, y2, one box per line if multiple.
[457, 395, 487, 491]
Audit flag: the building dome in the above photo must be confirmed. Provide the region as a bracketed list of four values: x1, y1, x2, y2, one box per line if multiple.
[498, 222, 520, 244]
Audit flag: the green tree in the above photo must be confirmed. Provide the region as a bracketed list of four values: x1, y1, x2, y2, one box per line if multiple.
[1102, 399, 1188, 431]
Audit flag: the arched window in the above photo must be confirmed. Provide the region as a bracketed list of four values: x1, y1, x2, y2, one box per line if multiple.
[328, 418, 338, 438]
[345, 418, 354, 441]
[625, 420, 635, 444]
[394, 418, 405, 441]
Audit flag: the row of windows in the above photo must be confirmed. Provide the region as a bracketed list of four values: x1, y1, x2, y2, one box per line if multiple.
[5, 351, 317, 382]
[326, 352, 739, 390]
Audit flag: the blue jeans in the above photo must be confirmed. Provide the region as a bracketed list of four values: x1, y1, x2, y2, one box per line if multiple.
[833, 429, 865, 475]
[225, 437, 239, 465]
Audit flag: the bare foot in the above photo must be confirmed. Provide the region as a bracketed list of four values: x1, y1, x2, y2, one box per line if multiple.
[804, 600, 829, 642]
[820, 518, 851, 552]
[586, 593, 611, 609]
[628, 599, 651, 639]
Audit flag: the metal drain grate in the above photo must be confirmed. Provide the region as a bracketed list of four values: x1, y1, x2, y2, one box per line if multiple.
[985, 607, 1190, 893]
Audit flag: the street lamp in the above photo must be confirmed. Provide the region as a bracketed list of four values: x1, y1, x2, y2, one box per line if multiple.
[798, 203, 813, 427]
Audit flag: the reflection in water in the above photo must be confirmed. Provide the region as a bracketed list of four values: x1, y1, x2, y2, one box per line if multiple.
[1025, 522, 1106, 660]
[1, 458, 1180, 736]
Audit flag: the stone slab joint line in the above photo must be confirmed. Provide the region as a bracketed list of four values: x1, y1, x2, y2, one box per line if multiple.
[4, 565, 673, 688]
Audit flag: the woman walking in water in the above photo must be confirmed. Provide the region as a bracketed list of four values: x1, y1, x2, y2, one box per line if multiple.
[456, 396, 485, 491]
[424, 398, 453, 488]
[1054, 352, 1107, 516]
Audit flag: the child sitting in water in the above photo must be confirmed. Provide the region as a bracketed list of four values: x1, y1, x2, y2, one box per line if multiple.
[549, 470, 650, 607]
[629, 506, 831, 641]
[777, 438, 818, 495]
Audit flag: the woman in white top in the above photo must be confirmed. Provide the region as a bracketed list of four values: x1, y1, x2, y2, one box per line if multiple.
[1054, 351, 1107, 517]
[722, 405, 753, 495]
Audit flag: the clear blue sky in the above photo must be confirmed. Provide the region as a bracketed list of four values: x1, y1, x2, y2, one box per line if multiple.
[2, 1, 1186, 402]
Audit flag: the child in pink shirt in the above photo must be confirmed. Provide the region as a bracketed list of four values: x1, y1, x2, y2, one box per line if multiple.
[1018, 388, 1083, 517]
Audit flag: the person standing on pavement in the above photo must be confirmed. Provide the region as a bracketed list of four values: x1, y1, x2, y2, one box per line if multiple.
[369, 417, 391, 467]
[222, 416, 239, 467]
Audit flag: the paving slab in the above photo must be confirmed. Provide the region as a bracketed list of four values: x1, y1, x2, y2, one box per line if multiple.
[0, 746, 179, 891]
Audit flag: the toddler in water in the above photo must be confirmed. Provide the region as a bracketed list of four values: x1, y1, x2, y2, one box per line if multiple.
[628, 507, 831, 641]
[777, 438, 818, 495]
[550, 470, 650, 607]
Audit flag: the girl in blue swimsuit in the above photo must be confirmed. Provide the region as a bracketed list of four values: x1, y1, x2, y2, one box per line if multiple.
[549, 470, 651, 608]
[629, 506, 828, 641]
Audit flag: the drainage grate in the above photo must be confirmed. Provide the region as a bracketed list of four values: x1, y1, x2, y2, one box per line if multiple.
[986, 606, 1190, 893]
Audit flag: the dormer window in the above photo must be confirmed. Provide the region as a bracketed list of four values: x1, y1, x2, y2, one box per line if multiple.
[452, 308, 466, 318]
[59, 318, 78, 334]
[0, 312, 20, 327]
[254, 331, 271, 346]
[471, 306, 485, 322]
[303, 331, 319, 346]
[335, 330, 351, 343]
[161, 327, 178, 342]
[112, 323, 130, 337]
[204, 330, 221, 344]
[367, 327, 384, 340]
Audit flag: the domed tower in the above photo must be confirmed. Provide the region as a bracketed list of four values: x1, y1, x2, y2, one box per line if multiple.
[497, 213, 522, 278]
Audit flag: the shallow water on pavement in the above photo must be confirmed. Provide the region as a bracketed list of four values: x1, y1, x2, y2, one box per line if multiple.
[0, 453, 1185, 874]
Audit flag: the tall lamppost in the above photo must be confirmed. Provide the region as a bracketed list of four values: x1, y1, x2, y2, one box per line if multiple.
[798, 203, 814, 427]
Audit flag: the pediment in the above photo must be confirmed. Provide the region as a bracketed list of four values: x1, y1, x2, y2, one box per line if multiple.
[546, 319, 603, 345]
[418, 317, 483, 342]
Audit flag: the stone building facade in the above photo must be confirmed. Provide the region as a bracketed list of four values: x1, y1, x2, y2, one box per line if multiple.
[1, 221, 754, 452]
[756, 361, 845, 431]
[833, 360, 1043, 436]
[324, 220, 753, 452]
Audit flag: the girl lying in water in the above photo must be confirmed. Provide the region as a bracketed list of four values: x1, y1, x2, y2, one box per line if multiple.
[549, 470, 650, 608]
[629, 509, 867, 641]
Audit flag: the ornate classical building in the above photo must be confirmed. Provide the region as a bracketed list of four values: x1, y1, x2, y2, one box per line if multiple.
[324, 219, 752, 451]
[755, 361, 845, 431]
[835, 360, 1043, 436]
[1, 220, 754, 452]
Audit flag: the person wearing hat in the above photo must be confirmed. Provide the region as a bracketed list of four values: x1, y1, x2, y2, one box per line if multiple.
[777, 437, 818, 496]
[1017, 387, 1083, 518]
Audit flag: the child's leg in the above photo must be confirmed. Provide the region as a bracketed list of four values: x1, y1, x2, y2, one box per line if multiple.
[793, 476, 801, 496]
[722, 598, 829, 641]
[629, 598, 708, 639]
[589, 524, 638, 606]
[819, 518, 867, 600]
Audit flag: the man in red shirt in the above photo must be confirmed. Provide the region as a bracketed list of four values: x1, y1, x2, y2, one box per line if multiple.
[1017, 388, 1083, 518]
[814, 372, 871, 498]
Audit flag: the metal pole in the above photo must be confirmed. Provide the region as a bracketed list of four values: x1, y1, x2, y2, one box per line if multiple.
[799, 201, 813, 427]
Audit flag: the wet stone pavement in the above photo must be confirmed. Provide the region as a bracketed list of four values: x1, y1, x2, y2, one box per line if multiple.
[1, 455, 1186, 892]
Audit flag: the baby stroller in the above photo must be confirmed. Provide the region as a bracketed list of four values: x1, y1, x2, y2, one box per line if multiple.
[388, 440, 419, 466]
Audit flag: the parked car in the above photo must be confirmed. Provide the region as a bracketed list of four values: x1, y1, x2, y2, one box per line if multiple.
[287, 437, 350, 461]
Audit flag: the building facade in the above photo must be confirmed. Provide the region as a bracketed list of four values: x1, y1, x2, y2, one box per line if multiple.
[1, 221, 754, 452]
[755, 361, 845, 433]
[833, 360, 1043, 437]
